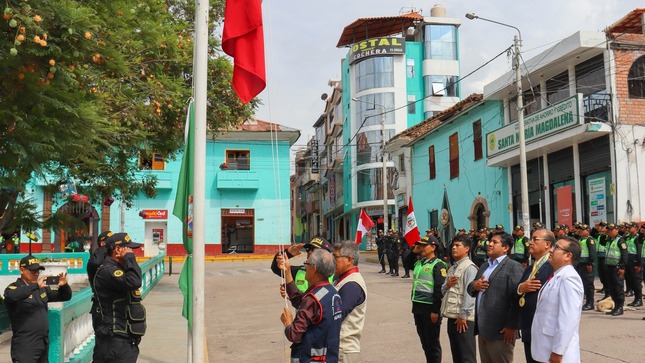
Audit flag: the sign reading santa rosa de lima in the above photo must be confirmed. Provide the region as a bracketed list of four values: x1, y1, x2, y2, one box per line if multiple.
[486, 94, 583, 157]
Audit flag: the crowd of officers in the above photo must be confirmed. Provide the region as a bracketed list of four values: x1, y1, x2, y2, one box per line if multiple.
[2, 231, 146, 363]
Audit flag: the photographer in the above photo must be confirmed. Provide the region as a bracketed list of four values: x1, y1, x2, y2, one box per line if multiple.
[4, 255, 71, 362]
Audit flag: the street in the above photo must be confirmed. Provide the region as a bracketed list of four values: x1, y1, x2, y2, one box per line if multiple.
[205, 255, 645, 363]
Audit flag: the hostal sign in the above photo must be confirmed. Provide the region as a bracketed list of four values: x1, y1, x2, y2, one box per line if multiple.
[486, 94, 583, 157]
[349, 37, 405, 65]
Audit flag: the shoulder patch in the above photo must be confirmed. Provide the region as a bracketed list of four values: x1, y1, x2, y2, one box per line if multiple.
[621, 243, 627, 249]
[8, 286, 16, 290]
[114, 270, 124, 277]
[440, 268, 447, 277]
[590, 240, 595, 245]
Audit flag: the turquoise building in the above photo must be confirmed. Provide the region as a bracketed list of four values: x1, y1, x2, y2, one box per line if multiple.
[20, 119, 299, 256]
[387, 94, 509, 235]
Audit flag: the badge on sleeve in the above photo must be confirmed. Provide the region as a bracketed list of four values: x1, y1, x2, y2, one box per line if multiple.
[590, 240, 595, 245]
[114, 270, 124, 277]
[441, 268, 447, 277]
[621, 243, 627, 249]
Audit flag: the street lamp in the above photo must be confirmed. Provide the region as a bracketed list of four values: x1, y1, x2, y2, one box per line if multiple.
[466, 13, 530, 232]
[351, 97, 389, 233]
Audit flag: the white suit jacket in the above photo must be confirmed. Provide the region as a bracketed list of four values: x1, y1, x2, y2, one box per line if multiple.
[531, 264, 583, 363]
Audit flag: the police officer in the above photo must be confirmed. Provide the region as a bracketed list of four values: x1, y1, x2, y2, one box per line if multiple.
[604, 223, 628, 316]
[577, 225, 597, 310]
[389, 231, 401, 276]
[471, 228, 489, 267]
[4, 255, 72, 362]
[625, 222, 643, 307]
[376, 230, 387, 273]
[595, 222, 610, 300]
[93, 233, 146, 362]
[411, 236, 447, 363]
[511, 225, 530, 268]
[87, 230, 113, 330]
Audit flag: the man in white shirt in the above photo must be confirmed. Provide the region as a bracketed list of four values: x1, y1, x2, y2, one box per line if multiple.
[531, 236, 584, 363]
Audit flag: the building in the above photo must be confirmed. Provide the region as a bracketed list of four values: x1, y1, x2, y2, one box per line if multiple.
[483, 8, 645, 227]
[23, 118, 299, 256]
[331, 5, 462, 245]
[386, 94, 509, 237]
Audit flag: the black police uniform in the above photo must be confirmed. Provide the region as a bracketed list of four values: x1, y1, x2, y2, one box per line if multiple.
[389, 235, 401, 276]
[376, 234, 387, 272]
[93, 252, 146, 362]
[576, 235, 597, 309]
[605, 231, 628, 315]
[596, 232, 610, 298]
[4, 275, 72, 362]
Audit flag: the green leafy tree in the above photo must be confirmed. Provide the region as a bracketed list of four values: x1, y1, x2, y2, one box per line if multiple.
[0, 0, 258, 235]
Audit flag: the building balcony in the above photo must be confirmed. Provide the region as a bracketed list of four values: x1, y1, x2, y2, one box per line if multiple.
[216, 170, 259, 189]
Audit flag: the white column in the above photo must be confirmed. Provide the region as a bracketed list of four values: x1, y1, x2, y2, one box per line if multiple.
[543, 154, 551, 229]
[572, 143, 582, 223]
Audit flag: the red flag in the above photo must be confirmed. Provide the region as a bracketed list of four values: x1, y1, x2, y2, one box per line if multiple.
[404, 197, 421, 247]
[222, 0, 266, 104]
[355, 208, 375, 245]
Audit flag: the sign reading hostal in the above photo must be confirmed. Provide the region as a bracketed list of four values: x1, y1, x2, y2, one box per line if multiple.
[349, 37, 405, 64]
[486, 95, 583, 157]
[139, 209, 168, 219]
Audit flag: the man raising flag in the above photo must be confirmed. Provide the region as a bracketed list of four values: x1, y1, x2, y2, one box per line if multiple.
[355, 208, 375, 245]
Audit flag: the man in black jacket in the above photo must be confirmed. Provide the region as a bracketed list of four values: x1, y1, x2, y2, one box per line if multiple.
[4, 255, 72, 363]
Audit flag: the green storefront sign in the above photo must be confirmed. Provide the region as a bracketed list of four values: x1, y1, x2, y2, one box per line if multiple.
[486, 94, 583, 157]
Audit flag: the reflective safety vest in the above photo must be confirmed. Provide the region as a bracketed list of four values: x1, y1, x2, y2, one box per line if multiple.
[596, 235, 607, 257]
[605, 237, 622, 266]
[411, 258, 445, 304]
[294, 267, 334, 293]
[475, 239, 488, 257]
[579, 237, 591, 264]
[512, 237, 527, 260]
[641, 242, 645, 265]
[625, 235, 637, 256]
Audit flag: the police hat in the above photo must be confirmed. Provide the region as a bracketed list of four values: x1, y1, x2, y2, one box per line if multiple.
[415, 236, 439, 246]
[495, 224, 504, 230]
[553, 224, 562, 231]
[598, 222, 607, 227]
[97, 230, 113, 245]
[457, 228, 466, 233]
[605, 223, 617, 231]
[105, 233, 142, 249]
[532, 221, 544, 229]
[20, 255, 45, 271]
[513, 225, 523, 231]
[303, 237, 332, 253]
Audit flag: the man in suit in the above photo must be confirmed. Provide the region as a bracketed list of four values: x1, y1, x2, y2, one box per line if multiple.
[516, 228, 555, 363]
[531, 236, 584, 363]
[467, 231, 523, 363]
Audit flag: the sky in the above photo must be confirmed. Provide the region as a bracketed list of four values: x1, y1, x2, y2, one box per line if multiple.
[253, 0, 637, 148]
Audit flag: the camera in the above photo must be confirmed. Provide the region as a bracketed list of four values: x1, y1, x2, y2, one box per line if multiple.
[46, 276, 60, 285]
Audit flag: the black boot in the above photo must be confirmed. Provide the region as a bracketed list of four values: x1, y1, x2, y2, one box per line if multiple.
[582, 302, 594, 311]
[611, 306, 624, 316]
[628, 299, 643, 307]
[392, 272, 399, 277]
[378, 269, 386, 273]
[401, 274, 410, 278]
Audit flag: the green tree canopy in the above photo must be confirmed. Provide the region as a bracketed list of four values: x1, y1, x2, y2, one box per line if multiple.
[0, 0, 258, 233]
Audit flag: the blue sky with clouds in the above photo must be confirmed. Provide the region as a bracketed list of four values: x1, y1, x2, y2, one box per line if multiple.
[253, 1, 636, 146]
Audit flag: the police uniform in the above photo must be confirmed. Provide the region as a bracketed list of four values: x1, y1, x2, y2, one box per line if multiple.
[511, 226, 530, 266]
[604, 224, 628, 316]
[93, 233, 146, 363]
[576, 226, 597, 310]
[411, 236, 447, 363]
[625, 222, 643, 307]
[270, 237, 334, 292]
[388, 233, 401, 276]
[471, 230, 489, 267]
[4, 255, 72, 363]
[376, 231, 387, 272]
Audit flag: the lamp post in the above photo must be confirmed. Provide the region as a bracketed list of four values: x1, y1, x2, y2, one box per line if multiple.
[351, 97, 389, 233]
[465, 13, 530, 232]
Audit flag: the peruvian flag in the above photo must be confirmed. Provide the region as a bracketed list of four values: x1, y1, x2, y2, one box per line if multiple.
[222, 0, 266, 104]
[355, 208, 375, 245]
[404, 197, 421, 246]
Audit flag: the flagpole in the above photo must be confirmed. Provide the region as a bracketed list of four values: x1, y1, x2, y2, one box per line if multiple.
[192, 0, 208, 361]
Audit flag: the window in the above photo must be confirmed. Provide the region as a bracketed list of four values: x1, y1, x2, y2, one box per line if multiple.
[226, 150, 250, 170]
[428, 146, 436, 180]
[407, 95, 416, 114]
[576, 54, 605, 96]
[425, 75, 458, 97]
[449, 132, 459, 179]
[424, 24, 457, 60]
[354, 57, 394, 92]
[399, 154, 405, 173]
[473, 120, 483, 161]
[356, 130, 395, 166]
[508, 87, 540, 122]
[628, 55, 645, 98]
[546, 71, 569, 105]
[354, 93, 395, 127]
[406, 59, 415, 78]
[140, 153, 165, 170]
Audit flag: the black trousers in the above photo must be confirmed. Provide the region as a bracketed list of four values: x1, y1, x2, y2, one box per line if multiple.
[414, 313, 442, 363]
[576, 263, 596, 304]
[522, 338, 539, 363]
[389, 252, 399, 273]
[377, 247, 386, 269]
[11, 337, 48, 363]
[597, 257, 608, 291]
[446, 318, 476, 363]
[93, 335, 140, 363]
[606, 265, 625, 307]
[626, 261, 643, 300]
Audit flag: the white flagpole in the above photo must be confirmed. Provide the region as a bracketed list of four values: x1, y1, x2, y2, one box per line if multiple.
[192, 0, 208, 361]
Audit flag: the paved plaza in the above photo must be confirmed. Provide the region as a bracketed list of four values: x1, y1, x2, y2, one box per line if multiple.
[0, 255, 643, 362]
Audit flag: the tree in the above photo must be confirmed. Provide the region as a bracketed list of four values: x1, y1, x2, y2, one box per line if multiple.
[0, 0, 258, 235]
